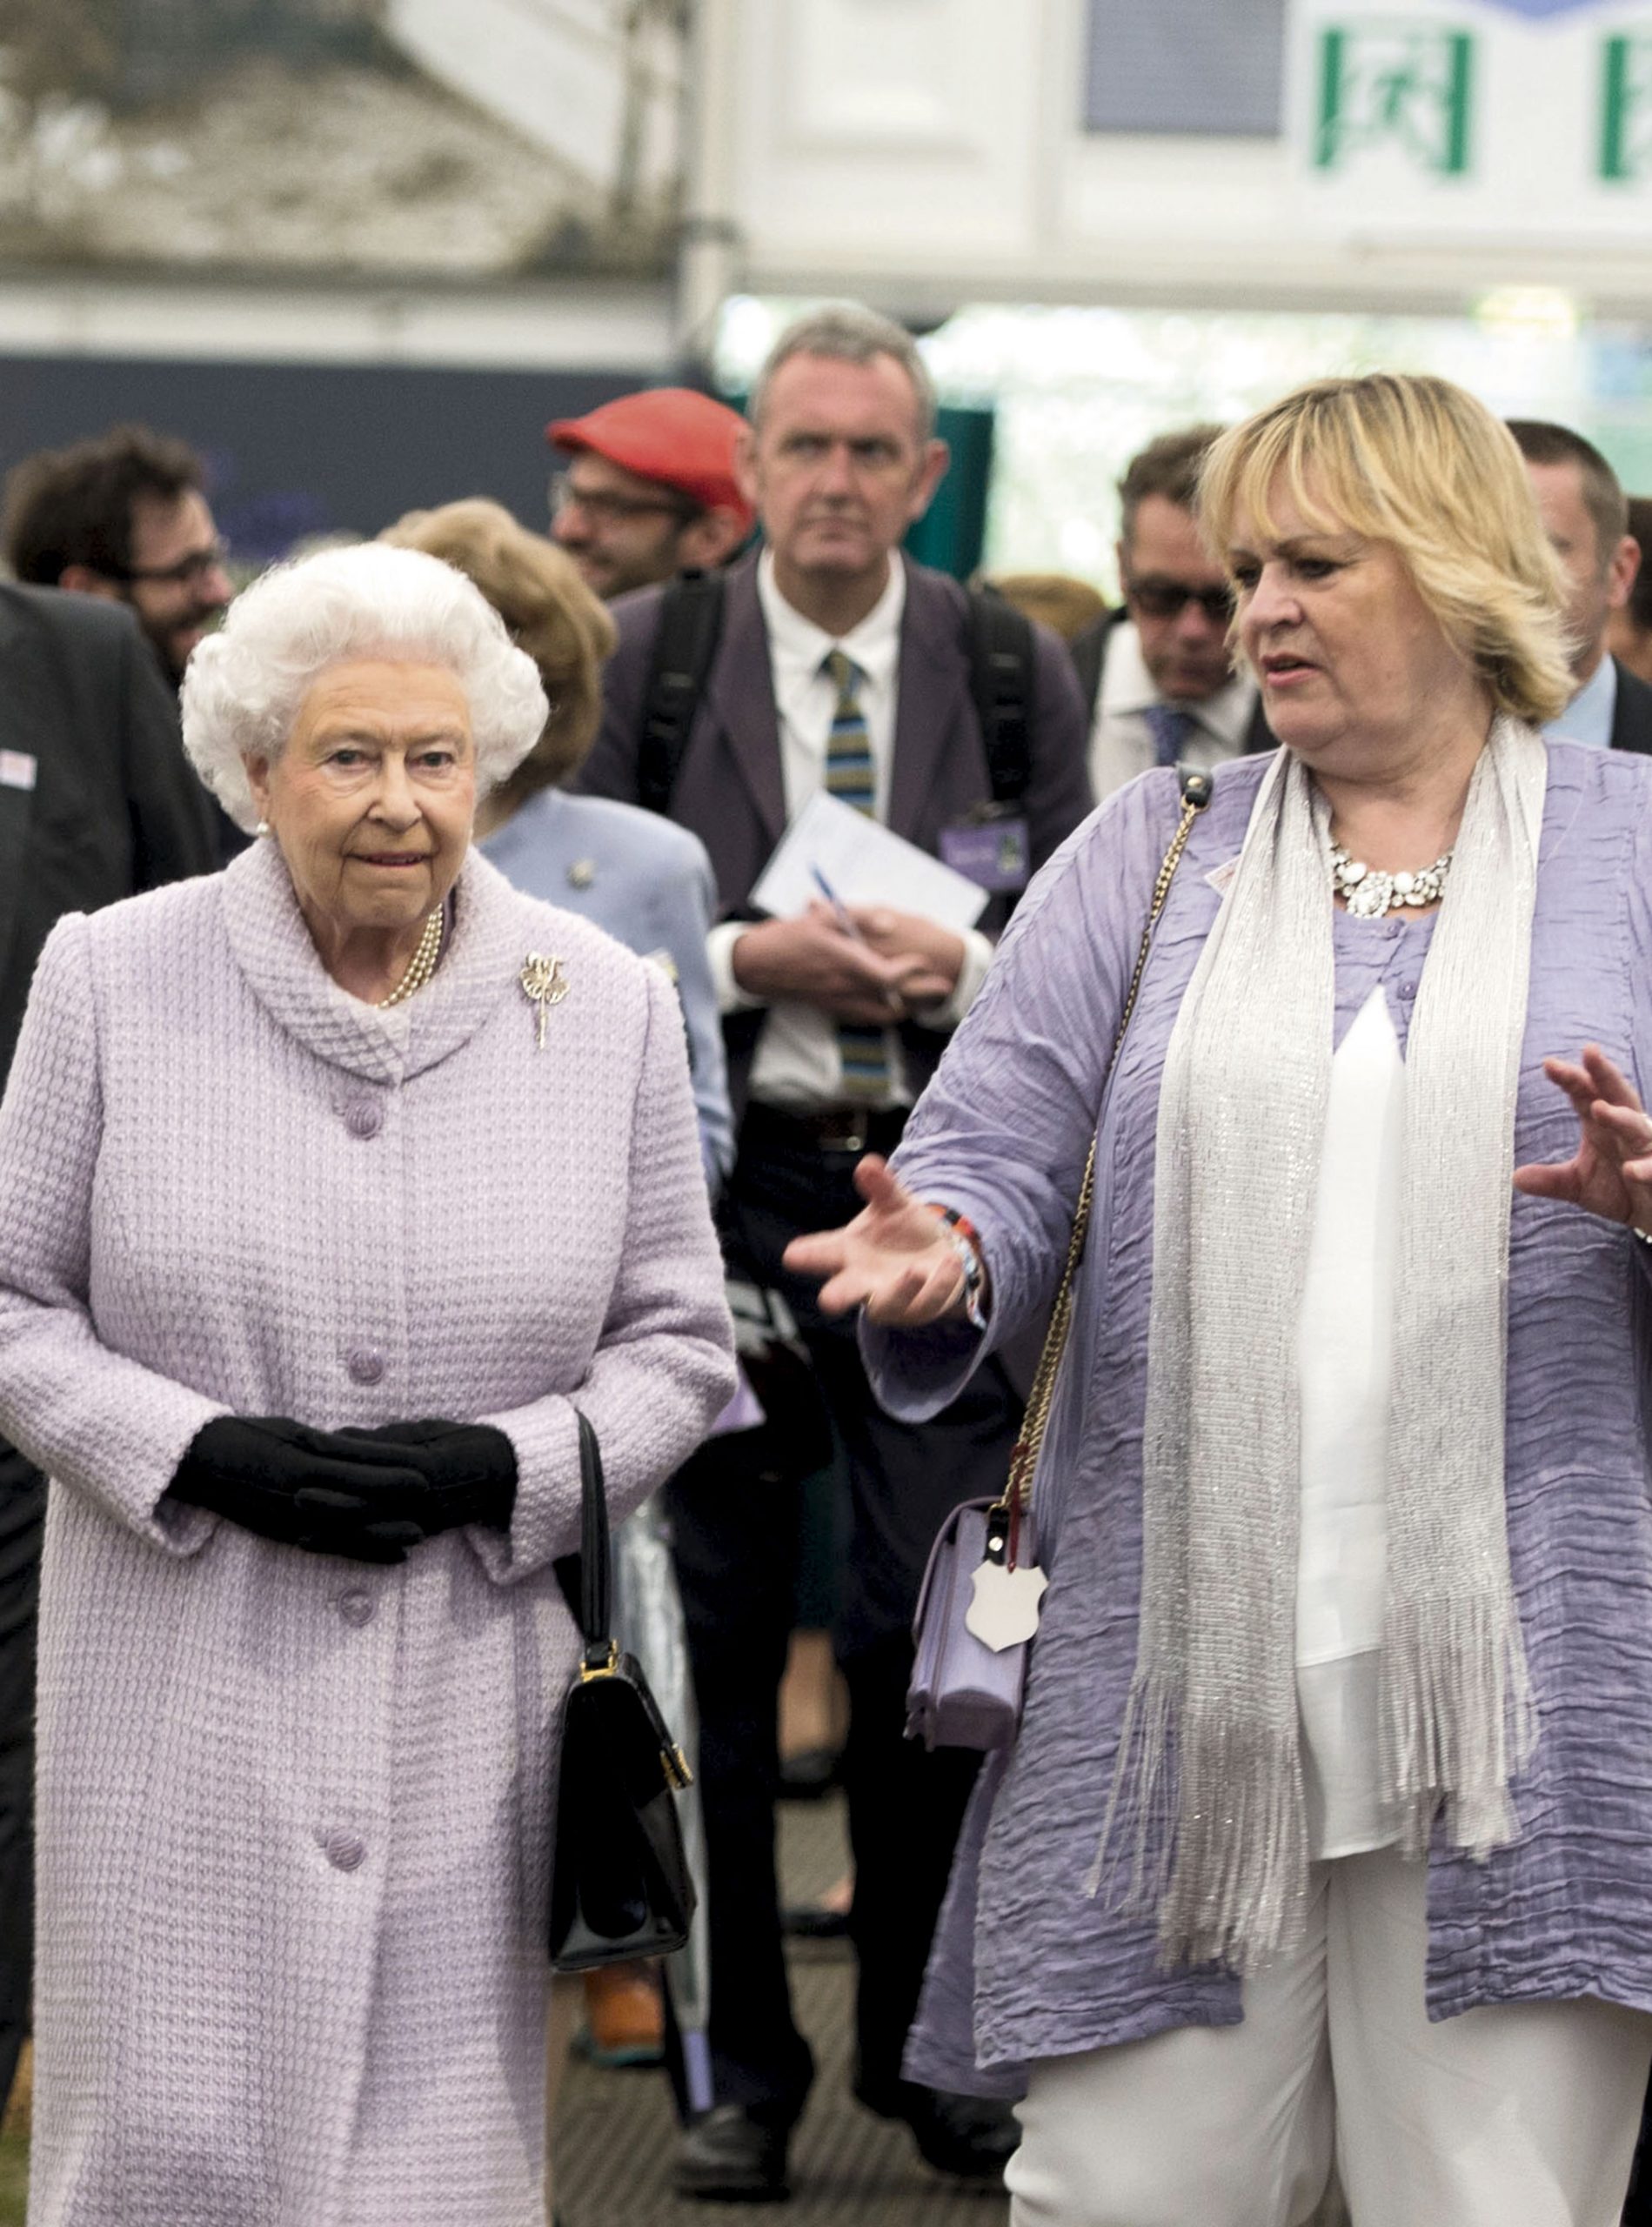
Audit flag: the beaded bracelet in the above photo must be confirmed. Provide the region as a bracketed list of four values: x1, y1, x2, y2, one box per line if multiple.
[926, 1204, 989, 1331]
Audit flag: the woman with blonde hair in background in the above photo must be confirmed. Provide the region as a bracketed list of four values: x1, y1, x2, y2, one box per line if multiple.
[383, 498, 731, 1183]
[789, 372, 1652, 2226]
[383, 499, 736, 2200]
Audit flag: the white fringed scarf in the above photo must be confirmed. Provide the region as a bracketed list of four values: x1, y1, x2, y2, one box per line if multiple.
[1092, 717, 1547, 1972]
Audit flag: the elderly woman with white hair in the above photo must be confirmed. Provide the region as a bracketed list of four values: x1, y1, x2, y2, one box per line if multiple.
[0, 542, 735, 2227]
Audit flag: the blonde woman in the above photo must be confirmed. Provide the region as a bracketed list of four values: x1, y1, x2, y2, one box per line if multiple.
[382, 500, 736, 2187]
[789, 374, 1652, 2226]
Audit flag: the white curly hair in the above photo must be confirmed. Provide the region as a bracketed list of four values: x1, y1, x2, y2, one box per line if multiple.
[181, 542, 551, 832]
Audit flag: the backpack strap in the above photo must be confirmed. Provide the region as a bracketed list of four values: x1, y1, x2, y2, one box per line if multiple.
[966, 585, 1034, 806]
[637, 567, 728, 817]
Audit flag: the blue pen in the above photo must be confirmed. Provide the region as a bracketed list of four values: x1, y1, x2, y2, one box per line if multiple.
[811, 864, 904, 1013]
[810, 863, 859, 936]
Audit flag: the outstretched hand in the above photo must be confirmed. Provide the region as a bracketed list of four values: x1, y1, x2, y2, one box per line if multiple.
[782, 1155, 972, 1326]
[1513, 1043, 1652, 1234]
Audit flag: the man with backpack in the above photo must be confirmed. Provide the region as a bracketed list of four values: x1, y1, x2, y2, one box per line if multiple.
[579, 303, 1091, 2200]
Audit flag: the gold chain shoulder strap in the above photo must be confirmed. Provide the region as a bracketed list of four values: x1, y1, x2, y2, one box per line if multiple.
[1000, 772, 1214, 1521]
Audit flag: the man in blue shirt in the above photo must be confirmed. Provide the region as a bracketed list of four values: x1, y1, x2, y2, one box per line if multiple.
[1508, 418, 1652, 756]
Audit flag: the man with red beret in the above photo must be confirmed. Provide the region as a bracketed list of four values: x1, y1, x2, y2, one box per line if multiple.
[548, 387, 754, 602]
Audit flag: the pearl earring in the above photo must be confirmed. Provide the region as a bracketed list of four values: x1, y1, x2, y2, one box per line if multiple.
[255, 819, 271, 837]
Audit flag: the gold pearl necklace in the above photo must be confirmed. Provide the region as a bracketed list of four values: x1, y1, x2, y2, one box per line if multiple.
[376, 906, 445, 1008]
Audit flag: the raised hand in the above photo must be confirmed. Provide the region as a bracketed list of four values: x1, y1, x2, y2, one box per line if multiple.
[782, 1154, 973, 1325]
[1513, 1043, 1652, 1234]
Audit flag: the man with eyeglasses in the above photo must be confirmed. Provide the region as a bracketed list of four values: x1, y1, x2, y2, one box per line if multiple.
[547, 388, 754, 602]
[1073, 424, 1273, 799]
[4, 423, 236, 689]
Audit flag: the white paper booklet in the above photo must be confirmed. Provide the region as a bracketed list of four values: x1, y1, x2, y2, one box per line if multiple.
[749, 790, 989, 933]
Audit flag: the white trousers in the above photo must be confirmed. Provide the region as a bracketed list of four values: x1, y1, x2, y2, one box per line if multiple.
[1007, 1848, 1652, 2227]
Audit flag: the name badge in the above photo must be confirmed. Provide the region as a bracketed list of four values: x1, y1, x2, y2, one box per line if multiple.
[0, 751, 37, 792]
[940, 817, 1030, 893]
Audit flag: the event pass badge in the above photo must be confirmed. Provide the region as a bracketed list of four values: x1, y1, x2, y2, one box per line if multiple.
[940, 806, 1030, 894]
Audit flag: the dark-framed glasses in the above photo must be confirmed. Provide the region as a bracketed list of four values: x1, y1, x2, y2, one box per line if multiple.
[1127, 577, 1234, 625]
[110, 537, 231, 587]
[548, 471, 695, 528]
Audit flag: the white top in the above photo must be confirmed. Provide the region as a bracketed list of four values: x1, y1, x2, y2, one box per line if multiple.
[706, 551, 993, 1111]
[1296, 984, 1404, 1861]
[1087, 617, 1259, 803]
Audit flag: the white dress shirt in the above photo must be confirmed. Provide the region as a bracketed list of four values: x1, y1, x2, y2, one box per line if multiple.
[1295, 985, 1404, 1861]
[1542, 652, 1616, 751]
[707, 552, 994, 1112]
[1088, 619, 1259, 803]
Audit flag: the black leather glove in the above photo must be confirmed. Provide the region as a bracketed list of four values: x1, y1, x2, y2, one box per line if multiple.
[338, 1420, 518, 1535]
[169, 1416, 433, 1564]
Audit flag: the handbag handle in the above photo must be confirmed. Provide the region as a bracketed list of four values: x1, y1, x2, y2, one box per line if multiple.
[572, 1410, 616, 1676]
[1000, 768, 1214, 1525]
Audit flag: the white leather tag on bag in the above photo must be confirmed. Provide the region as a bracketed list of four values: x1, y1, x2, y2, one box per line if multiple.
[966, 1560, 1049, 1652]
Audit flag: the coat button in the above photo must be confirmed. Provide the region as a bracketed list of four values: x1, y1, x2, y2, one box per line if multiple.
[321, 1828, 366, 1872]
[346, 1348, 385, 1386]
[344, 1101, 382, 1140]
[338, 1589, 374, 1627]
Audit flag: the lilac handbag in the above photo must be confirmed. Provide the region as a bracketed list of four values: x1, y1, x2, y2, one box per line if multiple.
[906, 1497, 1029, 1749]
[906, 771, 1213, 1753]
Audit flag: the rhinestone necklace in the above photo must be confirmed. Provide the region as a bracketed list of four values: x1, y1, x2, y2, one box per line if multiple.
[376, 906, 445, 1007]
[1329, 840, 1453, 920]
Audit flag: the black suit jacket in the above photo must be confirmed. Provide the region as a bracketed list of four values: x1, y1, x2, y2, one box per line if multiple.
[1610, 657, 1652, 754]
[0, 585, 218, 1087]
[579, 553, 1094, 1115]
[1068, 607, 1274, 756]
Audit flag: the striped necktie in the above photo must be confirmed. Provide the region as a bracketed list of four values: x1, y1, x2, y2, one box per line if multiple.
[1146, 701, 1194, 767]
[823, 649, 889, 1102]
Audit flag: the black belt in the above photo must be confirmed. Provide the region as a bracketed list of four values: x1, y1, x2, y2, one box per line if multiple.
[741, 1101, 908, 1158]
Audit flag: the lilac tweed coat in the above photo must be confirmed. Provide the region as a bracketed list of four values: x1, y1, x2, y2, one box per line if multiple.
[0, 837, 735, 2227]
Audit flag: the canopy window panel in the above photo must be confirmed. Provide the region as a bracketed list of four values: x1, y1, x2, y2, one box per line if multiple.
[1084, 0, 1287, 137]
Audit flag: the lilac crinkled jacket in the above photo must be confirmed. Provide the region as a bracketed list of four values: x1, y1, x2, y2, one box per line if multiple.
[0, 838, 735, 2227]
[866, 740, 1652, 2097]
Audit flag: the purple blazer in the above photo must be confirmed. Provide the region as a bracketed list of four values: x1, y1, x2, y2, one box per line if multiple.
[866, 741, 1652, 2094]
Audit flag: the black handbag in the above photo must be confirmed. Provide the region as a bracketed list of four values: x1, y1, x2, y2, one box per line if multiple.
[547, 1413, 697, 1972]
